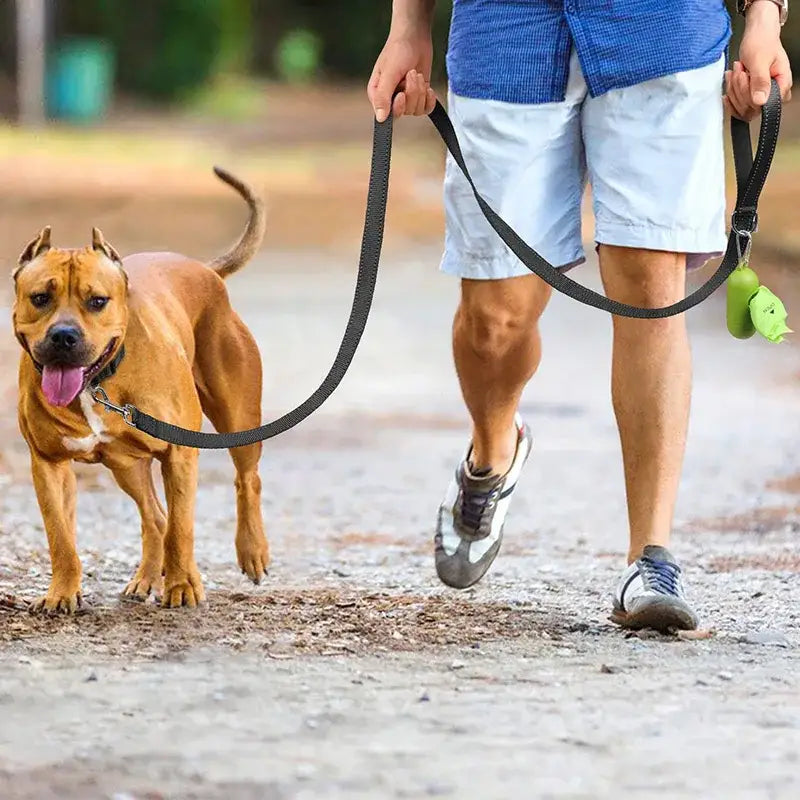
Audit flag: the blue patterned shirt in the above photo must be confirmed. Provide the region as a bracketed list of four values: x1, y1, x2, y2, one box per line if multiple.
[446, 0, 732, 103]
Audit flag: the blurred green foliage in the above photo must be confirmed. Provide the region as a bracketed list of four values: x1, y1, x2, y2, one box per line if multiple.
[49, 0, 798, 103]
[250, 1, 453, 83]
[53, 0, 453, 101]
[54, 0, 227, 101]
[274, 29, 323, 84]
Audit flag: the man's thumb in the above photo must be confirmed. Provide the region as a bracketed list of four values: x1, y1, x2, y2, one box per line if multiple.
[374, 102, 390, 124]
[750, 59, 772, 106]
[372, 67, 405, 122]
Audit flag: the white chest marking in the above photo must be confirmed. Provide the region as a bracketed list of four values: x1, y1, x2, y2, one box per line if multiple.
[62, 392, 114, 453]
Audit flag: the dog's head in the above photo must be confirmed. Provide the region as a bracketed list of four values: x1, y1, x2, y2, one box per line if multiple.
[12, 227, 129, 408]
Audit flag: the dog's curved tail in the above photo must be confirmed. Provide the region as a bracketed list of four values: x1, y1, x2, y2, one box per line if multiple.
[207, 166, 266, 279]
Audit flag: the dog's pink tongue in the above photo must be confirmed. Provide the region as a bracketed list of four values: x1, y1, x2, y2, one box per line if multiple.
[41, 365, 85, 407]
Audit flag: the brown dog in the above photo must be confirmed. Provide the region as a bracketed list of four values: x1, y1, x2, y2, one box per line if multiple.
[12, 168, 269, 613]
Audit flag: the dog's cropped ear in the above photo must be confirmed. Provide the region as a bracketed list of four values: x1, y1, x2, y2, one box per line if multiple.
[14, 226, 52, 279]
[92, 227, 128, 288]
[91, 227, 123, 266]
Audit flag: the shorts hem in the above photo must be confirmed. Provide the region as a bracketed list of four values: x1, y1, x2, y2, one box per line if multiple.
[594, 222, 727, 271]
[439, 251, 586, 280]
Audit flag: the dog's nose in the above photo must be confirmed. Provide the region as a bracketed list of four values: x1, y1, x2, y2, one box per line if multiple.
[48, 325, 82, 351]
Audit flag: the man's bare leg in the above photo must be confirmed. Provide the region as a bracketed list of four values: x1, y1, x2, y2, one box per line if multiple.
[598, 245, 691, 563]
[434, 274, 550, 589]
[601, 244, 697, 632]
[453, 275, 551, 474]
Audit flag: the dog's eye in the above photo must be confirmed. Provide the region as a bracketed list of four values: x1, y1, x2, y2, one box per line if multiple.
[87, 296, 109, 312]
[30, 293, 50, 309]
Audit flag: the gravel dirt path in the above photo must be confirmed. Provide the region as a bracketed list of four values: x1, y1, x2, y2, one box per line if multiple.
[1, 247, 799, 799]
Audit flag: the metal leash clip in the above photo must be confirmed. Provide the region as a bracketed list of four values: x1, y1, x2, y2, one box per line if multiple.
[90, 386, 137, 427]
[734, 228, 753, 266]
[731, 207, 757, 265]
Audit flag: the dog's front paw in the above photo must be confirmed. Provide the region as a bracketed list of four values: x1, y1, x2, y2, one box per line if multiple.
[30, 584, 83, 614]
[122, 565, 163, 602]
[236, 534, 270, 585]
[162, 564, 206, 609]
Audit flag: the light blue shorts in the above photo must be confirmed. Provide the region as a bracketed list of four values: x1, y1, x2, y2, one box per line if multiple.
[440, 50, 727, 279]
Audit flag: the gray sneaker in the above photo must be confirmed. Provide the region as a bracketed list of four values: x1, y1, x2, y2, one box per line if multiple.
[434, 416, 532, 589]
[611, 545, 699, 633]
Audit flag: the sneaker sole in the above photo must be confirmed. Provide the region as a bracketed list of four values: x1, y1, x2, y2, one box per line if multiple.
[610, 596, 698, 634]
[434, 530, 503, 590]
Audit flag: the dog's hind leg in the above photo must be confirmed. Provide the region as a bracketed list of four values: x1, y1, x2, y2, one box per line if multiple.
[227, 437, 269, 584]
[195, 313, 269, 584]
[111, 459, 166, 601]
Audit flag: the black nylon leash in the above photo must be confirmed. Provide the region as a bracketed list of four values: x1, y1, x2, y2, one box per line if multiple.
[100, 79, 781, 448]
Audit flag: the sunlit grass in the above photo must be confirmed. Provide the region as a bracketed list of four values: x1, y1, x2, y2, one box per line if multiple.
[0, 123, 438, 186]
[182, 73, 268, 121]
[0, 126, 212, 165]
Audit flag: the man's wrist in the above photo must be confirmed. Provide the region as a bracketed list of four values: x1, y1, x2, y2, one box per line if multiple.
[391, 0, 436, 36]
[738, 0, 788, 26]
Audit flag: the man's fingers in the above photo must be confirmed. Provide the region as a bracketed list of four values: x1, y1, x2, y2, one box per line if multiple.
[409, 72, 422, 116]
[413, 72, 427, 115]
[723, 72, 742, 118]
[733, 68, 750, 98]
[408, 70, 422, 114]
[411, 70, 431, 117]
[732, 69, 754, 114]
[425, 87, 437, 115]
[722, 95, 733, 116]
[392, 92, 407, 119]
[775, 66, 793, 101]
[723, 95, 750, 121]
[400, 70, 419, 117]
[725, 70, 756, 120]
[723, 95, 736, 118]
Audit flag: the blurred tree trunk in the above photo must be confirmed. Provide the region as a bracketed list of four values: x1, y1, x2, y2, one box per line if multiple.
[15, 0, 47, 126]
[251, 0, 297, 74]
[0, 2, 17, 117]
[217, 0, 254, 73]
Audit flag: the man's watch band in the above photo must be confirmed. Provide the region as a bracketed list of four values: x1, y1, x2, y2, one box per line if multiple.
[737, 0, 789, 25]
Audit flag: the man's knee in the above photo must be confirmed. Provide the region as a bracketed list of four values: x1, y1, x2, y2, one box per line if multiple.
[456, 276, 549, 360]
[599, 245, 687, 310]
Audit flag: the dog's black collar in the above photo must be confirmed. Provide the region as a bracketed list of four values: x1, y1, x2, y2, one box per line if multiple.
[89, 343, 126, 387]
[29, 342, 126, 388]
